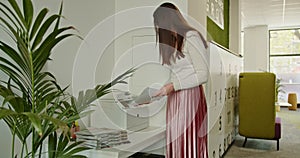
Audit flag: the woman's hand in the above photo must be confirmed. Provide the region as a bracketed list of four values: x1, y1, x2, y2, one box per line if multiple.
[154, 83, 174, 97]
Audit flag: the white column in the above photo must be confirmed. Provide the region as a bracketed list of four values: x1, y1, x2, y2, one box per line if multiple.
[229, 0, 241, 54]
[243, 25, 269, 72]
[188, 0, 207, 38]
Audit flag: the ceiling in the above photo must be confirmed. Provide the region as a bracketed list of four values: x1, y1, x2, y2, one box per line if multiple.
[241, 0, 300, 29]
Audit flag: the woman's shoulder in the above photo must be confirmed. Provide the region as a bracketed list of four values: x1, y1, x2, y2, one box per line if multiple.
[184, 30, 208, 50]
[185, 30, 200, 38]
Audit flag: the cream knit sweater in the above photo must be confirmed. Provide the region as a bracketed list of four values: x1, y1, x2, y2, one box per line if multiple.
[170, 30, 209, 91]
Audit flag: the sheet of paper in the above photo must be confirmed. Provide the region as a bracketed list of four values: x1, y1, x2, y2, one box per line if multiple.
[117, 87, 162, 108]
[134, 87, 160, 105]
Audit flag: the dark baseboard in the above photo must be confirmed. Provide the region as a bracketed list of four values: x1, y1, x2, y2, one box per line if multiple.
[128, 152, 165, 158]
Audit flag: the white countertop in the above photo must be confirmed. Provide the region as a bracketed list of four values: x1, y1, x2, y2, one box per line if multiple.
[275, 102, 292, 106]
[80, 126, 165, 158]
[281, 83, 300, 85]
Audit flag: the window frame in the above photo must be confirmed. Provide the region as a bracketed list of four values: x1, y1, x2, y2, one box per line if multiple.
[269, 27, 300, 72]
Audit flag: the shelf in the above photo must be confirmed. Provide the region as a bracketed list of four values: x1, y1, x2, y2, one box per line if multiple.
[281, 83, 300, 85]
[275, 102, 292, 106]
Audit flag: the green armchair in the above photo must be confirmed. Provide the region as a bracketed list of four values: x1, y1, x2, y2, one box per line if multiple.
[238, 72, 281, 150]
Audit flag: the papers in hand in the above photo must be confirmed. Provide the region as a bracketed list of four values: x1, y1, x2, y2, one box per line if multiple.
[134, 87, 160, 104]
[117, 87, 162, 108]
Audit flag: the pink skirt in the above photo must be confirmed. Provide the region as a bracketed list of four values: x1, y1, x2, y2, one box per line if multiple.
[166, 85, 208, 158]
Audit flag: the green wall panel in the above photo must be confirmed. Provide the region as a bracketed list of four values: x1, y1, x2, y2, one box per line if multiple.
[207, 0, 229, 49]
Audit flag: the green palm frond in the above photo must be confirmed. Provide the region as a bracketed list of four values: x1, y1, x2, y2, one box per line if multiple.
[0, 0, 135, 157]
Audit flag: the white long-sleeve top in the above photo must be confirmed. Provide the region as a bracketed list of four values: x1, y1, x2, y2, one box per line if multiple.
[170, 30, 209, 91]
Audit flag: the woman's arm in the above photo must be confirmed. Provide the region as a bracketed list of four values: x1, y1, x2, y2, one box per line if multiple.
[171, 31, 209, 91]
[187, 32, 209, 84]
[153, 83, 174, 97]
[154, 31, 209, 96]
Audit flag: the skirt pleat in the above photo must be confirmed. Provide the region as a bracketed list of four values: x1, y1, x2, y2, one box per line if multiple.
[166, 85, 208, 158]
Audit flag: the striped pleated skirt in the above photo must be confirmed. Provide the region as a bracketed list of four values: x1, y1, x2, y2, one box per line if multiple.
[166, 85, 208, 158]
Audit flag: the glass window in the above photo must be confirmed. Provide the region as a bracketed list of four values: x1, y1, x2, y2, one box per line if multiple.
[270, 28, 300, 103]
[270, 29, 300, 55]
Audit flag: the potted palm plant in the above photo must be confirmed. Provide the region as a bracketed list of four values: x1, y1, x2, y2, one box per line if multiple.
[275, 78, 285, 112]
[275, 78, 285, 103]
[0, 0, 134, 157]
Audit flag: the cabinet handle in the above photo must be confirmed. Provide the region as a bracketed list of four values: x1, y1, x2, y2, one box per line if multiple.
[219, 116, 222, 131]
[219, 144, 222, 158]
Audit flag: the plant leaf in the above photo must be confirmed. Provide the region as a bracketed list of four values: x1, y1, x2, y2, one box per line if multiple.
[40, 114, 69, 133]
[61, 141, 84, 155]
[56, 133, 69, 156]
[54, 1, 63, 30]
[23, 112, 43, 136]
[33, 27, 74, 72]
[32, 14, 60, 50]
[60, 146, 90, 158]
[29, 8, 48, 40]
[0, 63, 29, 92]
[33, 33, 75, 73]
[0, 2, 22, 29]
[65, 155, 87, 158]
[7, 0, 26, 28]
[23, 0, 33, 28]
[0, 41, 30, 78]
[48, 132, 57, 158]
[0, 108, 16, 119]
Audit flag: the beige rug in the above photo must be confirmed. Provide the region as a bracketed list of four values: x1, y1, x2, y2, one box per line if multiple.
[224, 107, 300, 158]
[277, 108, 300, 129]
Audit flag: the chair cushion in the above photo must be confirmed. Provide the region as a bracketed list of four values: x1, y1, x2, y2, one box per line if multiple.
[274, 117, 281, 139]
[239, 72, 276, 139]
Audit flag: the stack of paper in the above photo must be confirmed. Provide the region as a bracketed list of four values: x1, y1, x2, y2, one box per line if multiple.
[75, 127, 130, 149]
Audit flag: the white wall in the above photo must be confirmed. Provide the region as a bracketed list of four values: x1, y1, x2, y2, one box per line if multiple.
[229, 0, 241, 54]
[32, 0, 116, 94]
[243, 25, 269, 71]
[0, 121, 13, 158]
[0, 1, 116, 157]
[188, 0, 207, 38]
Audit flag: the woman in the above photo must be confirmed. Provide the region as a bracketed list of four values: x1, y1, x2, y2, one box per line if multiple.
[153, 2, 209, 158]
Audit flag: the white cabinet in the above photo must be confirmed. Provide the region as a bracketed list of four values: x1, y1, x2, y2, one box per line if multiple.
[80, 126, 165, 158]
[91, 99, 149, 132]
[207, 42, 242, 158]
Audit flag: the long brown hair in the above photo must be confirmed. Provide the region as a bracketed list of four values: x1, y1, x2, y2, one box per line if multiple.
[153, 2, 207, 65]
